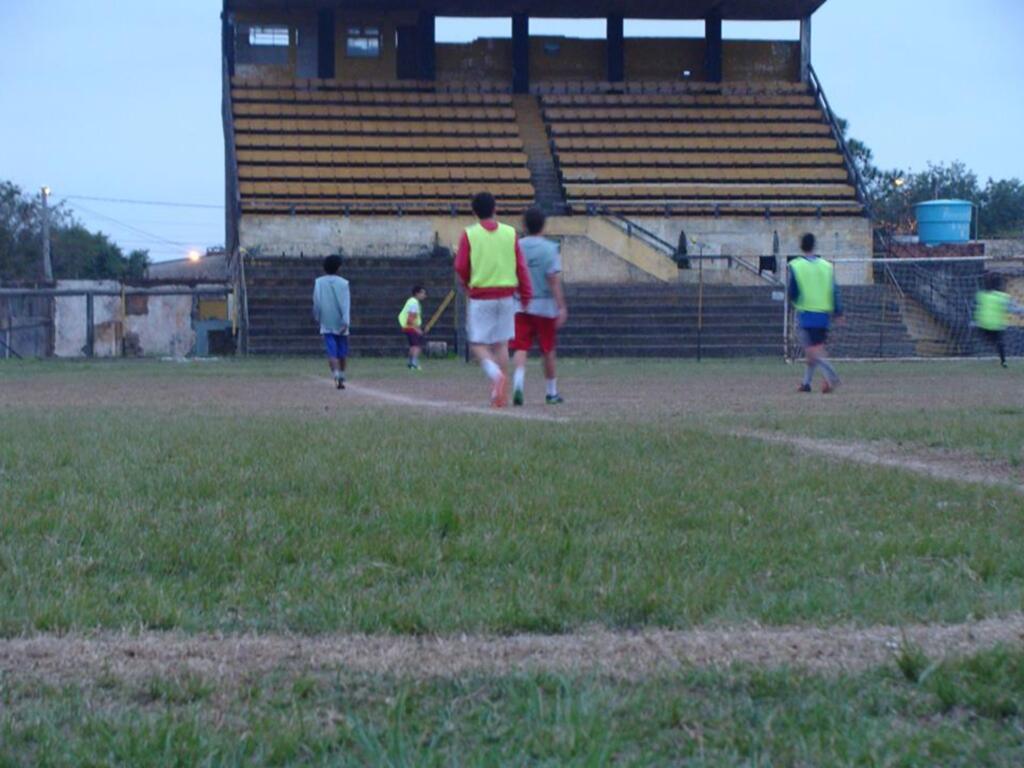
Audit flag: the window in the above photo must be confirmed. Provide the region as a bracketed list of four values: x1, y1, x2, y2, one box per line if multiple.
[347, 26, 381, 58]
[249, 26, 291, 47]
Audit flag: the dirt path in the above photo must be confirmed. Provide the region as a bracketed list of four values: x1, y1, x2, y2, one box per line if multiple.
[3, 616, 1022, 686]
[734, 429, 1024, 494]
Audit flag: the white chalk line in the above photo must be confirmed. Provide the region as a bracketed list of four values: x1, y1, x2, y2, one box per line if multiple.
[733, 429, 1024, 494]
[319, 379, 570, 423]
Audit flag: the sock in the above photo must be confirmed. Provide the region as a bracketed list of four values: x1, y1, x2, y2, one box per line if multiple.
[513, 367, 526, 392]
[546, 378, 558, 397]
[802, 362, 816, 387]
[481, 358, 502, 383]
[998, 340, 1007, 365]
[817, 357, 839, 385]
[333, 370, 342, 381]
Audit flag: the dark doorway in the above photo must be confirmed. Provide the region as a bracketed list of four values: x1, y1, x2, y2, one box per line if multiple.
[396, 25, 419, 79]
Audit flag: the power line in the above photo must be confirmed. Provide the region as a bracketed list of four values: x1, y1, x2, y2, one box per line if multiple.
[63, 200, 190, 249]
[61, 194, 224, 210]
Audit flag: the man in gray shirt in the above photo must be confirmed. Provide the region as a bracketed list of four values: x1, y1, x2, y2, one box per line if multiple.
[510, 208, 568, 405]
[312, 254, 351, 389]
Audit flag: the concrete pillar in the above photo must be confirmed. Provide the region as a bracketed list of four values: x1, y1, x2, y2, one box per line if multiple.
[418, 12, 436, 80]
[512, 13, 529, 94]
[704, 11, 722, 82]
[317, 9, 336, 79]
[221, 11, 236, 77]
[606, 14, 624, 82]
[800, 16, 812, 82]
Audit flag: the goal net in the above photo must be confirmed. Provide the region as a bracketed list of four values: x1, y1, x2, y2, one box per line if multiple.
[785, 256, 1024, 360]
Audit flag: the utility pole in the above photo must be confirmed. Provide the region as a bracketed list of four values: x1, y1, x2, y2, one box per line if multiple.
[40, 186, 53, 282]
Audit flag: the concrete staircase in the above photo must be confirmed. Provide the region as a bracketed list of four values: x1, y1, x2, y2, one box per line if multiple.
[244, 259, 917, 360]
[245, 256, 455, 356]
[827, 285, 922, 359]
[558, 284, 785, 358]
[514, 94, 568, 216]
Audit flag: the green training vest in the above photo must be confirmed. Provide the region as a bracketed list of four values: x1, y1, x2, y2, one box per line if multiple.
[790, 257, 835, 313]
[975, 290, 1011, 331]
[398, 297, 421, 329]
[466, 222, 518, 289]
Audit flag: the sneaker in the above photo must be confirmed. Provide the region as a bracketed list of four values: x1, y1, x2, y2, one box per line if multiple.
[797, 384, 812, 393]
[1001, 361, 1009, 369]
[821, 380, 839, 394]
[335, 378, 346, 390]
[545, 394, 564, 405]
[513, 388, 524, 407]
[491, 373, 508, 408]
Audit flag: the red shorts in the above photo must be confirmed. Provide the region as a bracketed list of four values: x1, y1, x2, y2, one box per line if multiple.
[509, 313, 557, 354]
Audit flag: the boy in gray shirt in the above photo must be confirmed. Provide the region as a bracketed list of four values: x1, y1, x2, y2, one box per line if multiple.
[510, 207, 568, 405]
[313, 254, 351, 389]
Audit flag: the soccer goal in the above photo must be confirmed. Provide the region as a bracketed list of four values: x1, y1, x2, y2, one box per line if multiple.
[784, 256, 1024, 361]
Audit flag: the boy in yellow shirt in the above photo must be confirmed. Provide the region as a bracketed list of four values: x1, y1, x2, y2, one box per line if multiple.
[399, 285, 427, 370]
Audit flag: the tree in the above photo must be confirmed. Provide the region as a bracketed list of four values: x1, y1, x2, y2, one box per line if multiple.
[978, 178, 1024, 238]
[0, 181, 149, 282]
[835, 121, 1024, 237]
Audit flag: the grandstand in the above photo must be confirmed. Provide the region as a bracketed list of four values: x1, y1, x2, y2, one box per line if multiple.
[222, 0, 886, 357]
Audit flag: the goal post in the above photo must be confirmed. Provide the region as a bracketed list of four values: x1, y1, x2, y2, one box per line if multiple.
[784, 256, 1024, 361]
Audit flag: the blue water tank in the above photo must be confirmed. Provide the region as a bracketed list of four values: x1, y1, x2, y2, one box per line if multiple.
[914, 200, 973, 244]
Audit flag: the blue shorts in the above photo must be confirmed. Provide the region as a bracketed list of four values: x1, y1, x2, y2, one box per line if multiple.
[323, 333, 349, 359]
[799, 327, 829, 347]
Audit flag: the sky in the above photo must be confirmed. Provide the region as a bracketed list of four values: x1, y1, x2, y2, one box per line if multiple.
[1, 0, 1022, 262]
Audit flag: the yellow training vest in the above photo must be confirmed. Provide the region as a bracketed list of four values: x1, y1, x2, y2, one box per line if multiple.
[466, 223, 518, 289]
[791, 257, 835, 313]
[975, 290, 1010, 331]
[398, 297, 421, 329]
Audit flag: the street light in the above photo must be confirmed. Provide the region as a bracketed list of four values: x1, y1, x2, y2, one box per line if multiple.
[187, 249, 202, 263]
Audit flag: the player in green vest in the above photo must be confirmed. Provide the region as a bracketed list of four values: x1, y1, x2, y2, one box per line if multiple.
[454, 192, 533, 407]
[974, 273, 1022, 368]
[398, 285, 427, 370]
[788, 233, 844, 393]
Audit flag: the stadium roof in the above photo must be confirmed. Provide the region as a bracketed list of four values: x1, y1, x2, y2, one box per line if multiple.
[225, 1, 827, 21]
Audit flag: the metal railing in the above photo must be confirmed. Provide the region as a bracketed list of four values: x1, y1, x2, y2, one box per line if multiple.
[602, 210, 780, 285]
[808, 64, 872, 217]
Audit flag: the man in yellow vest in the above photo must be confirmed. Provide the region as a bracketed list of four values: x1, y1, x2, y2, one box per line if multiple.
[788, 233, 843, 393]
[455, 192, 533, 407]
[974, 272, 1022, 368]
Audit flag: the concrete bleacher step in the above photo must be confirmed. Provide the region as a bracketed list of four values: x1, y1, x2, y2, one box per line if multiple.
[514, 94, 569, 216]
[246, 256, 457, 356]
[245, 259, 918, 360]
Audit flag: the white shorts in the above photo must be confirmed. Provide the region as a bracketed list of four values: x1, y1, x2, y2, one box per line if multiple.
[467, 297, 516, 345]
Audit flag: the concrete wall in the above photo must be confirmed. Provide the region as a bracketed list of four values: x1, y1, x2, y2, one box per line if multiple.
[54, 281, 121, 358]
[235, 10, 319, 80]
[241, 215, 448, 258]
[240, 214, 872, 284]
[625, 38, 705, 80]
[334, 11, 414, 81]
[437, 39, 513, 80]
[531, 37, 605, 81]
[52, 281, 228, 358]
[558, 235, 660, 283]
[982, 239, 1024, 259]
[630, 216, 873, 284]
[723, 40, 800, 82]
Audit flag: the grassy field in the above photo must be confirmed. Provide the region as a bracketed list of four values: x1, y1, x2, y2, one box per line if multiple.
[3, 647, 1024, 766]
[0, 357, 1022, 765]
